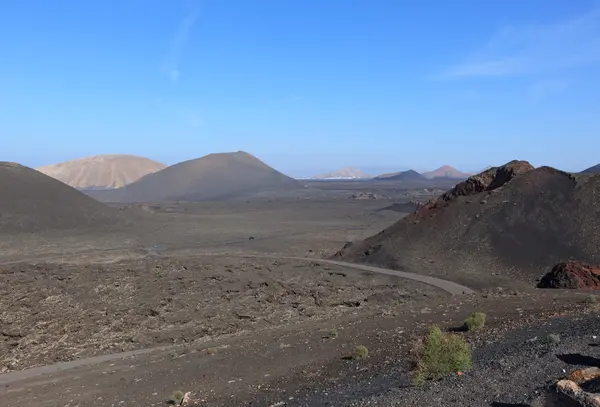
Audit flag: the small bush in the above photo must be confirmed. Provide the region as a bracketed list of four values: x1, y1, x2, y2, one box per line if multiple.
[464, 312, 486, 332]
[169, 390, 185, 406]
[353, 345, 369, 359]
[545, 334, 561, 346]
[328, 328, 339, 339]
[413, 326, 472, 385]
[585, 295, 598, 305]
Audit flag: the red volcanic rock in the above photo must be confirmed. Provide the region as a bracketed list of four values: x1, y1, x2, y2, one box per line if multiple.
[538, 261, 600, 289]
[442, 160, 535, 201]
[409, 160, 535, 221]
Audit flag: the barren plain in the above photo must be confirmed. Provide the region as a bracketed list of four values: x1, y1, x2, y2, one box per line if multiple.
[0, 179, 598, 407]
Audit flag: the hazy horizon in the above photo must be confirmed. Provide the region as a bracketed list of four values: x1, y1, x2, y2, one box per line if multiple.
[2, 0, 599, 174]
[24, 150, 581, 179]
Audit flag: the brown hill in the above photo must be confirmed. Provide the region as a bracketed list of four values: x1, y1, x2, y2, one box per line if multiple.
[422, 165, 471, 180]
[93, 151, 300, 203]
[0, 162, 120, 233]
[374, 169, 425, 181]
[335, 160, 600, 288]
[582, 164, 600, 174]
[37, 154, 166, 189]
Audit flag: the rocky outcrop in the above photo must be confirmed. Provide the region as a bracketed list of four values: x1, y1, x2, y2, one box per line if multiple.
[568, 367, 600, 385]
[545, 368, 600, 406]
[442, 160, 534, 201]
[538, 261, 600, 289]
[404, 160, 534, 221]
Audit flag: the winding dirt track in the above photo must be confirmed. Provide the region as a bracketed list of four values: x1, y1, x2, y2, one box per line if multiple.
[281, 257, 475, 296]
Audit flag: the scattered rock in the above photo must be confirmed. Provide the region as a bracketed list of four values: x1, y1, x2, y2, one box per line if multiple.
[182, 391, 193, 405]
[348, 192, 382, 200]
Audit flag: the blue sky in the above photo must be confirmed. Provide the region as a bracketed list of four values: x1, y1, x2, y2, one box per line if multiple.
[1, 0, 600, 176]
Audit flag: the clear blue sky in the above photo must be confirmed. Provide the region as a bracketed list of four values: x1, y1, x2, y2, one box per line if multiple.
[2, 0, 600, 176]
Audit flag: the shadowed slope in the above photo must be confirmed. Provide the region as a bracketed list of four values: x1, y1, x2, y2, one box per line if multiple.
[94, 151, 300, 203]
[37, 154, 166, 189]
[582, 164, 600, 174]
[0, 162, 120, 233]
[335, 160, 600, 287]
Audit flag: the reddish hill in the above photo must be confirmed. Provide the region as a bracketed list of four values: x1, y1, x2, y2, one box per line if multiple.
[335, 161, 600, 288]
[422, 165, 471, 180]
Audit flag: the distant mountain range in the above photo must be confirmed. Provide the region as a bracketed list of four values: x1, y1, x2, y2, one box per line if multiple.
[421, 165, 472, 180]
[313, 167, 372, 179]
[311, 165, 473, 181]
[37, 153, 479, 196]
[375, 165, 471, 181]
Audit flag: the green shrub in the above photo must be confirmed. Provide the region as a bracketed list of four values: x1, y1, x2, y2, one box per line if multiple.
[413, 326, 472, 385]
[585, 295, 598, 305]
[353, 345, 369, 359]
[168, 349, 179, 359]
[464, 312, 486, 332]
[169, 390, 185, 405]
[545, 334, 561, 346]
[328, 328, 339, 339]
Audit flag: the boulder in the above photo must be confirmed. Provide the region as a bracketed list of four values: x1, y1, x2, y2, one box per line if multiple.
[568, 368, 600, 385]
[545, 379, 600, 407]
[538, 261, 600, 289]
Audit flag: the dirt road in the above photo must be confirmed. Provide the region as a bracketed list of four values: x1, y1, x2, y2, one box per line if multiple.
[282, 257, 475, 295]
[0, 249, 476, 295]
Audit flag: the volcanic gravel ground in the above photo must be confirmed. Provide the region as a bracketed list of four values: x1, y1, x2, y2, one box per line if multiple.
[0, 256, 439, 371]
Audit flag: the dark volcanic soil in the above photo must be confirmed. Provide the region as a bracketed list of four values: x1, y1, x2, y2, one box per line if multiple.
[1, 289, 592, 407]
[0, 255, 440, 371]
[345, 312, 600, 407]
